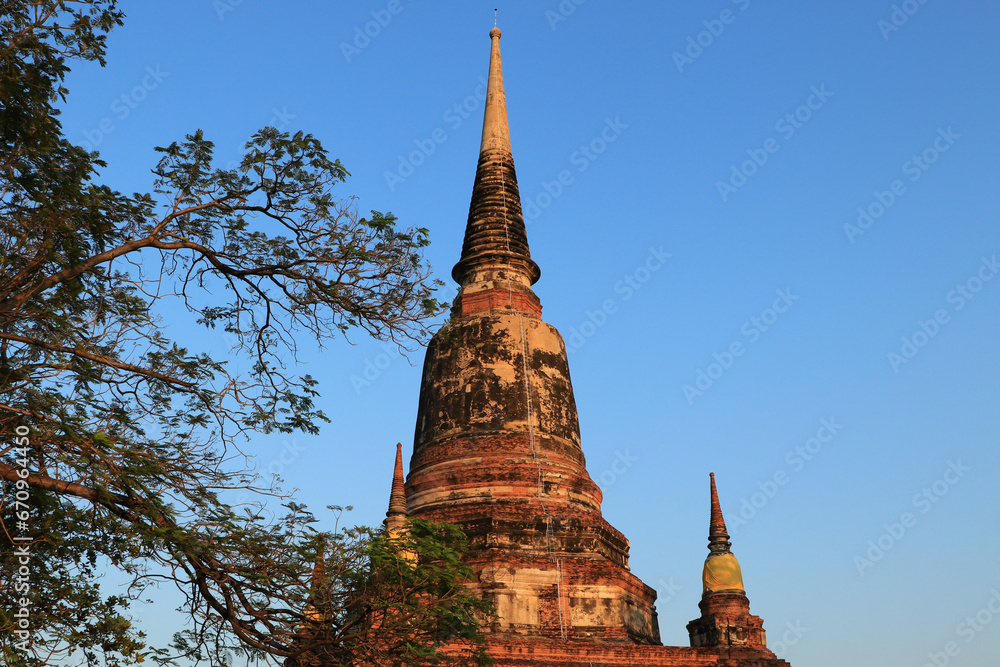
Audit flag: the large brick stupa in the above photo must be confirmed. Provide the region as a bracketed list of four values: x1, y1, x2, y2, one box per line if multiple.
[386, 25, 792, 667]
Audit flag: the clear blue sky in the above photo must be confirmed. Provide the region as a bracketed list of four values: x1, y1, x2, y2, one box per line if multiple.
[59, 1, 1000, 665]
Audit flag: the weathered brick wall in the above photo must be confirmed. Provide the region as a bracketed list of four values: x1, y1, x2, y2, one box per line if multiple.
[407, 306, 663, 643]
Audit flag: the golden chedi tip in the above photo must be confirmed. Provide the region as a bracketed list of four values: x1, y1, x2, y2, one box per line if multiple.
[703, 473, 745, 596]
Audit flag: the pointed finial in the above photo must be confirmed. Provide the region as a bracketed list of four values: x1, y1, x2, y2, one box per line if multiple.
[480, 24, 507, 152]
[302, 549, 327, 623]
[452, 21, 540, 291]
[494, 8, 497, 27]
[310, 550, 325, 587]
[702, 473, 745, 596]
[385, 443, 408, 535]
[708, 472, 731, 555]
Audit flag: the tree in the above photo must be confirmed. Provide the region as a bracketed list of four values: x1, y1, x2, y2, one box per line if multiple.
[286, 519, 494, 667]
[0, 2, 489, 665]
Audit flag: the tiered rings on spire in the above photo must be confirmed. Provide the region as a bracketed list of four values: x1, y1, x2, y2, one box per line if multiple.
[452, 26, 541, 304]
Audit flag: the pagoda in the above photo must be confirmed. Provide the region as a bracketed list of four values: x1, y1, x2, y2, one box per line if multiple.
[387, 25, 792, 667]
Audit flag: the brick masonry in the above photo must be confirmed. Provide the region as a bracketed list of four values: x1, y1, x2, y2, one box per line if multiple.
[395, 25, 793, 667]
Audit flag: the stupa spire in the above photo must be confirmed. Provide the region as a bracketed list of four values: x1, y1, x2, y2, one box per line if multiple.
[385, 443, 407, 534]
[479, 26, 511, 156]
[702, 473, 745, 595]
[687, 474, 773, 651]
[451, 25, 540, 299]
[709, 472, 733, 556]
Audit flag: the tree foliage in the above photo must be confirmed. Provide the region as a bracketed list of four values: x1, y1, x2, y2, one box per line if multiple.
[285, 518, 494, 667]
[0, 2, 488, 665]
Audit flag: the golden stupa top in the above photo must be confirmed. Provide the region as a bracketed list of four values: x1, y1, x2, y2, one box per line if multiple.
[702, 473, 746, 596]
[703, 552, 745, 595]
